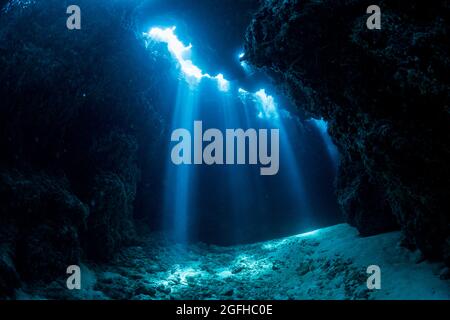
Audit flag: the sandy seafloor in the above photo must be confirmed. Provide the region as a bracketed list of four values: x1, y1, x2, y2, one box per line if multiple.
[18, 224, 450, 300]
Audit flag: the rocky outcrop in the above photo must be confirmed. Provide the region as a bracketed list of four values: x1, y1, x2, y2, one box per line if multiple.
[0, 172, 88, 283]
[0, 242, 20, 297]
[244, 0, 449, 262]
[336, 158, 398, 236]
[84, 171, 138, 262]
[0, 0, 167, 297]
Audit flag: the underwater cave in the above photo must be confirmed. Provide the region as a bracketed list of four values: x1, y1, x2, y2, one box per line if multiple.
[0, 0, 449, 301]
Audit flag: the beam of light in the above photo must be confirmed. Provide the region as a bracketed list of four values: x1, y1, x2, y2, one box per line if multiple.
[238, 52, 246, 67]
[215, 73, 230, 92]
[297, 229, 320, 237]
[162, 84, 199, 244]
[238, 88, 279, 119]
[238, 87, 313, 228]
[143, 26, 230, 91]
[255, 89, 278, 119]
[295, 229, 321, 238]
[141, 25, 337, 245]
[310, 119, 340, 168]
[238, 51, 252, 73]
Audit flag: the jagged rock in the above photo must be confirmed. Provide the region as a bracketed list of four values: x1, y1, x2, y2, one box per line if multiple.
[337, 158, 398, 236]
[17, 224, 82, 282]
[0, 172, 88, 283]
[439, 267, 450, 280]
[134, 282, 157, 297]
[84, 172, 137, 261]
[0, 0, 166, 291]
[244, 0, 450, 264]
[0, 244, 20, 297]
[222, 288, 234, 296]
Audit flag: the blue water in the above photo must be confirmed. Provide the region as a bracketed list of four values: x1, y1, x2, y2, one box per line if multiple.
[137, 3, 341, 245]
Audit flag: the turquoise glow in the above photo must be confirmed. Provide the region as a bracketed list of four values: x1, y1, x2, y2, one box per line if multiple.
[311, 119, 340, 168]
[238, 51, 251, 73]
[254, 89, 278, 119]
[238, 88, 279, 119]
[145, 24, 338, 243]
[215, 73, 230, 92]
[143, 26, 230, 92]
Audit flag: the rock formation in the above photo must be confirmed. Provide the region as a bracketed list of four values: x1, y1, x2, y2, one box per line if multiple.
[0, 0, 167, 296]
[244, 0, 449, 264]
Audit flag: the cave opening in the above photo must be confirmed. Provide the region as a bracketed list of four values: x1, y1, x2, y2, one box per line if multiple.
[137, 14, 342, 246]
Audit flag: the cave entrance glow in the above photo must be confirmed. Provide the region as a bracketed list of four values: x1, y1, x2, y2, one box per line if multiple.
[143, 25, 340, 245]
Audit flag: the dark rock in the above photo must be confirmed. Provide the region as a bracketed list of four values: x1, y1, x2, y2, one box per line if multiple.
[296, 259, 313, 276]
[0, 172, 88, 282]
[132, 294, 153, 300]
[135, 282, 157, 297]
[95, 275, 135, 300]
[244, 0, 450, 264]
[0, 244, 20, 298]
[84, 171, 137, 262]
[222, 288, 234, 296]
[156, 284, 171, 295]
[17, 224, 82, 282]
[231, 265, 245, 274]
[337, 159, 398, 236]
[439, 267, 450, 280]
[0, 0, 167, 290]
[442, 237, 450, 266]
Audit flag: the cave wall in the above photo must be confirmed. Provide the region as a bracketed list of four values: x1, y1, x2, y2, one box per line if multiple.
[243, 0, 450, 264]
[0, 0, 170, 296]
